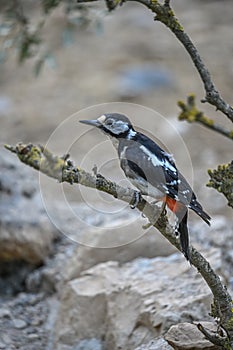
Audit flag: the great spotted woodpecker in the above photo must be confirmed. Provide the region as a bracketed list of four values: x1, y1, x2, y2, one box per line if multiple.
[80, 113, 211, 261]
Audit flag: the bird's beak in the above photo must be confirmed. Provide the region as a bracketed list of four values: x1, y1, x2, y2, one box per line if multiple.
[79, 119, 101, 127]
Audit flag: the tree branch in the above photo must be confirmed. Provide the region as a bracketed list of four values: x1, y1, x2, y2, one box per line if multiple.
[197, 323, 226, 347]
[139, 0, 233, 122]
[178, 95, 233, 141]
[77, 0, 233, 122]
[4, 142, 233, 348]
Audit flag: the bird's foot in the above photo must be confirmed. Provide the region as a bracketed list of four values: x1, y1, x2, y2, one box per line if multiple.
[174, 225, 179, 237]
[130, 190, 141, 209]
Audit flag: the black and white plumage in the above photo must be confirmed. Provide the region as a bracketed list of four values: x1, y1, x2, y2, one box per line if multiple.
[80, 113, 211, 261]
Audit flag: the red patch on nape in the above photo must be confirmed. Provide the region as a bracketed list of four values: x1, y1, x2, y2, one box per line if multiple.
[165, 196, 183, 213]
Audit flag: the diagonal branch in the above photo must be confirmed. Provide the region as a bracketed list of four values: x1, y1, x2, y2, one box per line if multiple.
[4, 142, 233, 347]
[77, 0, 233, 122]
[134, 0, 233, 122]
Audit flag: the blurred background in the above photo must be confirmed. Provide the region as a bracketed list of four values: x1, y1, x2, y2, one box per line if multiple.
[0, 1, 233, 349]
[1, 0, 233, 213]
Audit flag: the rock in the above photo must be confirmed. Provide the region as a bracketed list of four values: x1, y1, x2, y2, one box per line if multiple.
[13, 318, 27, 329]
[72, 338, 103, 350]
[165, 322, 221, 350]
[55, 249, 220, 350]
[191, 215, 233, 284]
[0, 308, 11, 318]
[1, 334, 11, 345]
[0, 291, 49, 350]
[0, 260, 36, 295]
[56, 341, 103, 350]
[134, 338, 173, 350]
[0, 149, 58, 264]
[61, 222, 176, 283]
[27, 333, 39, 340]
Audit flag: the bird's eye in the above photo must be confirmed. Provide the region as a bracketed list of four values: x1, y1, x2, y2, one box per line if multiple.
[105, 119, 113, 126]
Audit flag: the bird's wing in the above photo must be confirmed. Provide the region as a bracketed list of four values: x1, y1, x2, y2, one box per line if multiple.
[121, 143, 193, 206]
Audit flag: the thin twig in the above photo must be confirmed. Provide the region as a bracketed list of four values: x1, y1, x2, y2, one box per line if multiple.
[197, 323, 226, 347]
[178, 95, 233, 141]
[171, 28, 233, 122]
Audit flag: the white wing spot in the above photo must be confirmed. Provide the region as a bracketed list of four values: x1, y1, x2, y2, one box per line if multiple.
[182, 189, 190, 194]
[140, 145, 163, 167]
[169, 180, 180, 186]
[164, 159, 177, 173]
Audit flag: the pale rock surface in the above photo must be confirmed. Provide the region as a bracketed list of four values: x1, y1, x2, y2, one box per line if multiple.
[62, 224, 176, 283]
[55, 248, 221, 350]
[134, 337, 173, 350]
[0, 149, 57, 264]
[165, 322, 221, 350]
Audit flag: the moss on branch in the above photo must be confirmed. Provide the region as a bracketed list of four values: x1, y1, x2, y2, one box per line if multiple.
[178, 95, 233, 140]
[151, 0, 183, 31]
[4, 143, 172, 239]
[207, 162, 233, 209]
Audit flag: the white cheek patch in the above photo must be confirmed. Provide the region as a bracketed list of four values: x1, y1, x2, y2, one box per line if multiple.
[97, 115, 106, 124]
[127, 129, 137, 139]
[115, 121, 129, 134]
[106, 120, 129, 135]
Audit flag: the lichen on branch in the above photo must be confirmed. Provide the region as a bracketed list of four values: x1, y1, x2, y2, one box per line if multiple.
[207, 162, 233, 209]
[4, 143, 167, 228]
[178, 95, 233, 140]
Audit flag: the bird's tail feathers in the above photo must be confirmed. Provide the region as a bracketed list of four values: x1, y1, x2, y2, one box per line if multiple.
[177, 211, 190, 262]
[189, 199, 211, 226]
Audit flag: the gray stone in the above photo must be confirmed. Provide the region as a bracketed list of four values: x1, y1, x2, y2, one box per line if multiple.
[0, 149, 58, 264]
[27, 333, 39, 340]
[1, 334, 11, 345]
[134, 338, 173, 350]
[0, 342, 6, 350]
[0, 308, 11, 318]
[62, 224, 176, 283]
[72, 338, 103, 350]
[165, 322, 221, 350]
[13, 318, 27, 329]
[55, 249, 220, 350]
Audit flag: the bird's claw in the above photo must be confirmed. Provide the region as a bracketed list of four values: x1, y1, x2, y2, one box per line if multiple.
[130, 190, 141, 209]
[174, 225, 179, 238]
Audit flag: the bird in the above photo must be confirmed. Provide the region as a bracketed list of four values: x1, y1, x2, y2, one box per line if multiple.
[80, 113, 211, 261]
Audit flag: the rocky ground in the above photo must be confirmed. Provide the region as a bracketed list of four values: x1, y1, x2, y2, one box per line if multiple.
[1, 148, 232, 349]
[1, 0, 233, 349]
